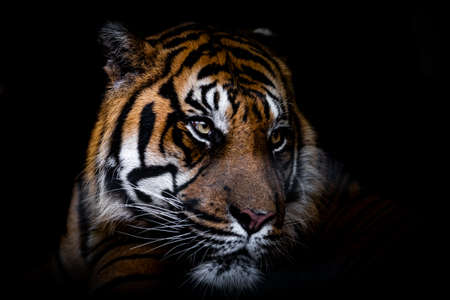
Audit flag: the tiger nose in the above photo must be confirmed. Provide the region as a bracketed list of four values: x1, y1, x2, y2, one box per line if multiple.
[229, 205, 275, 234]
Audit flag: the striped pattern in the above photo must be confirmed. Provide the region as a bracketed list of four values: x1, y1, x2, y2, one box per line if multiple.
[55, 22, 402, 295]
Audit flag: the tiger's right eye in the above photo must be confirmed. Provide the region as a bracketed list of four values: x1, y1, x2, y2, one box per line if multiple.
[186, 117, 223, 146]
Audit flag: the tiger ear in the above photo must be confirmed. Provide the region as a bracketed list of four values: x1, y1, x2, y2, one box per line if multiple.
[253, 28, 276, 37]
[251, 27, 283, 54]
[251, 27, 290, 64]
[98, 22, 153, 82]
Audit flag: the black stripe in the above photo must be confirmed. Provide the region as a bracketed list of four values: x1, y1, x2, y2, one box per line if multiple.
[197, 63, 228, 80]
[108, 89, 141, 163]
[159, 77, 183, 112]
[185, 89, 208, 114]
[180, 214, 241, 237]
[163, 32, 201, 49]
[127, 164, 178, 188]
[160, 47, 187, 80]
[242, 105, 249, 122]
[264, 87, 282, 103]
[97, 253, 165, 275]
[184, 207, 227, 223]
[158, 77, 185, 155]
[158, 23, 205, 42]
[262, 96, 271, 119]
[213, 91, 220, 110]
[252, 102, 263, 121]
[226, 45, 277, 79]
[264, 87, 287, 117]
[242, 87, 265, 99]
[184, 148, 208, 169]
[183, 197, 199, 210]
[138, 103, 155, 167]
[174, 164, 209, 193]
[219, 34, 283, 74]
[172, 127, 192, 166]
[237, 75, 256, 87]
[200, 81, 217, 110]
[240, 65, 275, 88]
[183, 198, 227, 223]
[177, 43, 212, 72]
[230, 100, 240, 119]
[158, 112, 178, 154]
[227, 87, 240, 117]
[135, 189, 153, 203]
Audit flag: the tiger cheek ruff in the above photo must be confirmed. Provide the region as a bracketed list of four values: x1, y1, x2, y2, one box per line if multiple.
[57, 22, 324, 295]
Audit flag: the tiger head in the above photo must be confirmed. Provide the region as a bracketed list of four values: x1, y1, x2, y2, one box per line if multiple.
[84, 22, 324, 292]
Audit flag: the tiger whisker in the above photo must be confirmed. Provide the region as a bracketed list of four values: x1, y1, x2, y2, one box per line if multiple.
[161, 238, 202, 261]
[136, 234, 198, 252]
[187, 239, 211, 263]
[127, 212, 179, 224]
[127, 224, 189, 235]
[165, 230, 212, 262]
[123, 205, 180, 222]
[127, 223, 190, 232]
[122, 201, 179, 214]
[128, 230, 192, 242]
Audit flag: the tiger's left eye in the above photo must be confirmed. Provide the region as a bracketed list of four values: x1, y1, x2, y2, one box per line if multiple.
[270, 128, 286, 151]
[271, 130, 281, 144]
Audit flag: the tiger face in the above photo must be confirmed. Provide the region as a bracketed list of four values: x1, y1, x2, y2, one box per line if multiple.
[85, 23, 322, 291]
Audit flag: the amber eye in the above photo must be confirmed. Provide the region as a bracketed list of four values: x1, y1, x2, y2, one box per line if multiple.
[270, 128, 286, 151]
[187, 117, 223, 146]
[192, 120, 212, 136]
[271, 130, 281, 144]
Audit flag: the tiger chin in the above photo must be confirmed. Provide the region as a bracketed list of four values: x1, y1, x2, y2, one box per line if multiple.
[188, 223, 279, 292]
[190, 254, 262, 292]
[56, 21, 325, 296]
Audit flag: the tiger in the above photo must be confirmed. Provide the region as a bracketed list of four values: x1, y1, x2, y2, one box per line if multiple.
[55, 22, 412, 296]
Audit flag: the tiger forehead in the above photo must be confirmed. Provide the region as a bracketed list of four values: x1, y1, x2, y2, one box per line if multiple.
[143, 23, 290, 132]
[146, 23, 285, 90]
[179, 81, 283, 132]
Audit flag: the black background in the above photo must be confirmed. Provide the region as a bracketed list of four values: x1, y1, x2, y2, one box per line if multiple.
[1, 2, 445, 293]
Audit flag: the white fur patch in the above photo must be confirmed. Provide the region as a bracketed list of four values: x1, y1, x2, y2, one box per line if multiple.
[189, 255, 262, 292]
[208, 85, 230, 134]
[265, 94, 281, 120]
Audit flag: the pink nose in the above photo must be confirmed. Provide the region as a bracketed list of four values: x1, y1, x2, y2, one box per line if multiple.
[230, 206, 275, 234]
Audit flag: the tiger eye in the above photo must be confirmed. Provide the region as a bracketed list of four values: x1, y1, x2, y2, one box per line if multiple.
[195, 121, 211, 135]
[271, 130, 281, 144]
